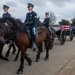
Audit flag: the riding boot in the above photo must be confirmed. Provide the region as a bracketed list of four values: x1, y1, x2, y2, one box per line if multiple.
[31, 27, 37, 49]
[32, 42, 36, 49]
[50, 31, 52, 39]
[49, 27, 52, 39]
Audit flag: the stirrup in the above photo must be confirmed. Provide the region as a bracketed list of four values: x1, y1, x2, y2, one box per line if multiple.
[32, 42, 36, 49]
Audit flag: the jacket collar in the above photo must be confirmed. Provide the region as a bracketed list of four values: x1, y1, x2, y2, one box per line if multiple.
[4, 12, 8, 14]
[29, 11, 33, 13]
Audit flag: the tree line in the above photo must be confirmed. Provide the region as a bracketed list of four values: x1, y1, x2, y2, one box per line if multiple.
[48, 11, 75, 26]
[59, 18, 75, 26]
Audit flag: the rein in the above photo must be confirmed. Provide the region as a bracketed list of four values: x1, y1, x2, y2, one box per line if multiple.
[0, 22, 16, 44]
[4, 34, 16, 44]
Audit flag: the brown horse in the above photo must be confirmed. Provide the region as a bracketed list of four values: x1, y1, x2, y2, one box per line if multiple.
[0, 17, 52, 74]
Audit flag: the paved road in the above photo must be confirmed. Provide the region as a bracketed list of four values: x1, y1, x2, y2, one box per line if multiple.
[0, 37, 75, 75]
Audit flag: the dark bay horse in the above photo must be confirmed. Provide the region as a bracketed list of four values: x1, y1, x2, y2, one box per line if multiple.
[0, 23, 16, 61]
[0, 17, 52, 74]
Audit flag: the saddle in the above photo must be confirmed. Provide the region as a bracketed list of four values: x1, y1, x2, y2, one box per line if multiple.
[26, 28, 42, 40]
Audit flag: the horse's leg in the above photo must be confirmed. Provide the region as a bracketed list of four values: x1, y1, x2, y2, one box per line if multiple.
[5, 44, 12, 57]
[33, 48, 36, 51]
[17, 50, 25, 74]
[25, 54, 32, 66]
[14, 49, 20, 61]
[0, 43, 4, 56]
[45, 48, 49, 61]
[36, 44, 42, 62]
[44, 42, 49, 61]
[0, 43, 9, 61]
[12, 43, 16, 54]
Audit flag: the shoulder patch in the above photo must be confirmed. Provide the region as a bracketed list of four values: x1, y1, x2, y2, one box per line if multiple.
[35, 16, 37, 18]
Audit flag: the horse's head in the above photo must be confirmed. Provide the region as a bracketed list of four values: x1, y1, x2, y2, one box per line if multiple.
[36, 17, 43, 26]
[0, 18, 14, 43]
[0, 17, 23, 43]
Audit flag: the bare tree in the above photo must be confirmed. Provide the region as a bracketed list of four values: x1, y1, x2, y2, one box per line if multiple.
[48, 11, 56, 25]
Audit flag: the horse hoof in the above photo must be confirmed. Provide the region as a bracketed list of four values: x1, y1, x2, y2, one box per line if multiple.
[14, 59, 18, 61]
[33, 48, 36, 51]
[29, 63, 32, 66]
[3, 58, 9, 61]
[5, 58, 9, 61]
[0, 56, 9, 61]
[36, 59, 40, 62]
[5, 54, 9, 57]
[29, 61, 32, 66]
[12, 51, 16, 55]
[45, 58, 49, 61]
[17, 70, 23, 74]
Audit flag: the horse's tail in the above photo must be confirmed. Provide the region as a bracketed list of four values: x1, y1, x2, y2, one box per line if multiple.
[39, 26, 54, 50]
[46, 27, 55, 50]
[43, 27, 53, 50]
[51, 27, 55, 47]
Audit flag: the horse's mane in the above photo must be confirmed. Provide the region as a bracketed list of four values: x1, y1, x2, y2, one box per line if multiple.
[3, 17, 24, 31]
[37, 20, 43, 26]
[2, 17, 43, 32]
[16, 19, 23, 25]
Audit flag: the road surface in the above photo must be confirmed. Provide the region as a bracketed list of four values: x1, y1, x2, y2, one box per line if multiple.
[0, 37, 75, 75]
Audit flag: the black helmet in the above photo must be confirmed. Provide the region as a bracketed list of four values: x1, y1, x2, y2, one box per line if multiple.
[27, 3, 34, 8]
[45, 12, 49, 15]
[3, 5, 9, 9]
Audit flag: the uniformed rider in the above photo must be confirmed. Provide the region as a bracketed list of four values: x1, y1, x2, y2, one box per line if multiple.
[2, 5, 16, 52]
[43, 12, 52, 38]
[2, 5, 11, 18]
[24, 3, 37, 49]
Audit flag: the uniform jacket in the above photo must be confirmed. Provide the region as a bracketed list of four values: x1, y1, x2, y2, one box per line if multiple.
[43, 18, 49, 28]
[2, 12, 11, 18]
[25, 11, 37, 28]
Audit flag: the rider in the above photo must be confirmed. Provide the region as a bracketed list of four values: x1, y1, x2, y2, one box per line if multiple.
[2, 5, 16, 52]
[24, 3, 37, 49]
[43, 12, 52, 38]
[2, 5, 11, 18]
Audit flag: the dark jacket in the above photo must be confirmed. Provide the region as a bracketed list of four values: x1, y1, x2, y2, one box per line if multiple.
[2, 12, 11, 18]
[43, 18, 49, 28]
[25, 11, 37, 28]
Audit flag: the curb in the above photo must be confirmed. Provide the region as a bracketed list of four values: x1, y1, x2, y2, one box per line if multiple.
[57, 56, 75, 75]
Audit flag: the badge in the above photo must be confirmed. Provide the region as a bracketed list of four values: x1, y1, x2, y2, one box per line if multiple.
[30, 14, 32, 16]
[35, 16, 37, 18]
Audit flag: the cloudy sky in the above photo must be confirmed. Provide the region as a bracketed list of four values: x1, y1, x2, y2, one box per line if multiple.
[0, 0, 75, 24]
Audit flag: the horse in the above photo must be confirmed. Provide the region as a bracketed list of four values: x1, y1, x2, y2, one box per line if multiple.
[14, 20, 55, 61]
[0, 21, 16, 61]
[0, 18, 23, 61]
[5, 18, 23, 58]
[0, 17, 52, 74]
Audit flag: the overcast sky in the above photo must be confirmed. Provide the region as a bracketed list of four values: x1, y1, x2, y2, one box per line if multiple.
[0, 0, 75, 24]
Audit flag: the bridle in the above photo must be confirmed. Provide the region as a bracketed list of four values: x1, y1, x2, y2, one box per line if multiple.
[0, 22, 16, 44]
